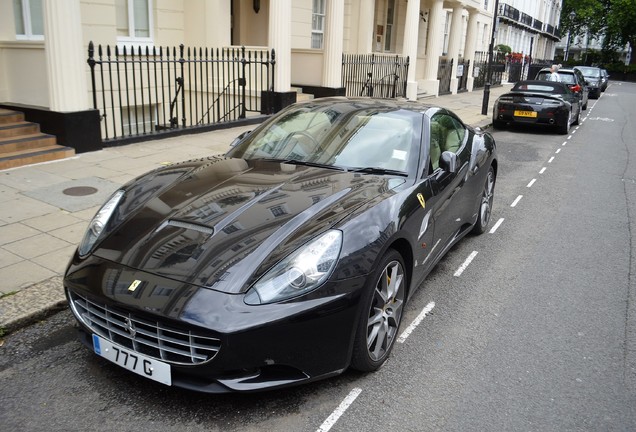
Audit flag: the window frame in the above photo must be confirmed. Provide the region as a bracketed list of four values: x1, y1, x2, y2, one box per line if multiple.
[116, 0, 154, 47]
[311, 0, 326, 49]
[14, 0, 44, 41]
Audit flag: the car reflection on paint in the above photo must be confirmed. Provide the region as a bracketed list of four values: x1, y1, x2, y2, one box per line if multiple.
[64, 97, 497, 393]
[493, 80, 581, 135]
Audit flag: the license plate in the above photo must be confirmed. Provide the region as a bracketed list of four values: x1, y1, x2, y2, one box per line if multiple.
[93, 334, 172, 386]
[514, 110, 537, 118]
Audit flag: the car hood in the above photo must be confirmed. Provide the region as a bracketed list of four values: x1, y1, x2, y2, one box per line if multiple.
[92, 157, 405, 293]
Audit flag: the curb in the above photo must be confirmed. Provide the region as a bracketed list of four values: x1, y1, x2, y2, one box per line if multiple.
[0, 276, 67, 335]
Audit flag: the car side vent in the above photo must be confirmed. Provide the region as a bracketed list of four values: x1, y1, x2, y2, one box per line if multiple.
[165, 219, 215, 236]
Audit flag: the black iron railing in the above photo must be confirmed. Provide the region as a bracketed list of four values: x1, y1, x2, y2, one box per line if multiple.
[457, 59, 470, 92]
[341, 53, 409, 99]
[473, 51, 505, 89]
[437, 58, 454, 95]
[88, 42, 275, 142]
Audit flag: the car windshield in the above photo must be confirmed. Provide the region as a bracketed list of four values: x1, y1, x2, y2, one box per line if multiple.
[536, 71, 576, 85]
[227, 103, 420, 174]
[578, 67, 600, 78]
[512, 82, 567, 94]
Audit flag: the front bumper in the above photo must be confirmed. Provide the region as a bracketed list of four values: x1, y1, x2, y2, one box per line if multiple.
[65, 256, 367, 393]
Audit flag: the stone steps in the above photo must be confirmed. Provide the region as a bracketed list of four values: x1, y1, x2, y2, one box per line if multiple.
[0, 109, 75, 170]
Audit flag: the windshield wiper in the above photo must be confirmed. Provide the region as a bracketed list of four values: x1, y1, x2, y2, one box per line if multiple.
[349, 167, 408, 177]
[258, 158, 347, 171]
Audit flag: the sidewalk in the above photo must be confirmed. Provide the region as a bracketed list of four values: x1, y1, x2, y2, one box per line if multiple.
[0, 83, 513, 334]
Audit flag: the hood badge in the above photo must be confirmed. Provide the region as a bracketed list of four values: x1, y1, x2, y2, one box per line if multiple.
[124, 317, 137, 338]
[127, 279, 142, 292]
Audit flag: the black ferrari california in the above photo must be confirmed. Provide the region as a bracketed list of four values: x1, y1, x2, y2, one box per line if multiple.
[493, 80, 581, 134]
[64, 98, 497, 393]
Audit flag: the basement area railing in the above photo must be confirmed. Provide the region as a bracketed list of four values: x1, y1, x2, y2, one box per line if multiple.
[342, 53, 409, 99]
[87, 42, 275, 143]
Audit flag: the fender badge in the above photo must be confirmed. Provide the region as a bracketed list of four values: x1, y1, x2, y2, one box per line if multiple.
[127, 279, 142, 292]
[417, 193, 426, 208]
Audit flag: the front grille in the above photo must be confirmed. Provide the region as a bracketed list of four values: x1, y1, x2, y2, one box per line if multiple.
[69, 291, 221, 365]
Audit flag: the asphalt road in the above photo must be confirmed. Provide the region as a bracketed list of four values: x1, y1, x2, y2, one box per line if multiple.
[1, 82, 635, 432]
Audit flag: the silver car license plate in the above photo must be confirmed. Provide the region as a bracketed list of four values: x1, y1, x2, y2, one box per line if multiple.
[92, 334, 172, 386]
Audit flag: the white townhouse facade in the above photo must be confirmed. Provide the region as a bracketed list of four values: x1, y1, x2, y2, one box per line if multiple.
[0, 0, 561, 154]
[496, 0, 562, 59]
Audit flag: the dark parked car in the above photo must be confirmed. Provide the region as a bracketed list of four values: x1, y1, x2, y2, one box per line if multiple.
[600, 69, 610, 92]
[535, 67, 588, 110]
[64, 98, 497, 393]
[575, 66, 603, 99]
[493, 80, 581, 134]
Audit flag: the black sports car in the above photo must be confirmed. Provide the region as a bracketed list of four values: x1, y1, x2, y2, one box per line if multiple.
[64, 98, 497, 393]
[493, 80, 581, 134]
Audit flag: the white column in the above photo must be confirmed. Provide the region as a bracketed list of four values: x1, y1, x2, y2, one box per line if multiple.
[464, 9, 479, 91]
[402, 0, 420, 100]
[421, 0, 444, 96]
[357, 0, 375, 53]
[268, 0, 291, 92]
[447, 6, 464, 94]
[322, 0, 344, 88]
[43, 0, 89, 112]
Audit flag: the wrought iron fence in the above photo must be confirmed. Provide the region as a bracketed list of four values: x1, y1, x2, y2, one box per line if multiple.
[472, 51, 505, 89]
[341, 53, 409, 99]
[87, 42, 275, 142]
[457, 59, 470, 92]
[438, 58, 454, 95]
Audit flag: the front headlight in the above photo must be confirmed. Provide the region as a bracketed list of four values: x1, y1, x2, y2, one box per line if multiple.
[244, 230, 343, 305]
[78, 190, 125, 257]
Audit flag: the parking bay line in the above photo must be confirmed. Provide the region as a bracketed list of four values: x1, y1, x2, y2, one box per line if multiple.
[511, 195, 523, 207]
[316, 388, 363, 432]
[539, 167, 546, 174]
[489, 217, 504, 234]
[454, 251, 478, 277]
[527, 179, 536, 188]
[397, 301, 435, 343]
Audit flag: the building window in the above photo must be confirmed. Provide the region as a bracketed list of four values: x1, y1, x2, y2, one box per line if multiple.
[311, 0, 325, 49]
[116, 0, 152, 44]
[14, 0, 43, 40]
[269, 205, 289, 218]
[121, 104, 157, 136]
[384, 0, 395, 52]
[442, 11, 451, 55]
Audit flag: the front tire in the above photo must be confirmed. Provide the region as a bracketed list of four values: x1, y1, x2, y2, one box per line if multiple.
[471, 166, 495, 235]
[351, 250, 406, 372]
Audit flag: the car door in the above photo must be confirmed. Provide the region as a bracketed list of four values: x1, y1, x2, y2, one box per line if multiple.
[426, 113, 472, 256]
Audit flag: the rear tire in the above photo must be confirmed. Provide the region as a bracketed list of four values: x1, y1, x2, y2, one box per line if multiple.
[492, 120, 506, 130]
[351, 250, 406, 372]
[558, 110, 571, 134]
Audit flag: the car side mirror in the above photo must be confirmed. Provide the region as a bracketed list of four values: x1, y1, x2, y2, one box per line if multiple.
[230, 130, 252, 147]
[439, 151, 458, 174]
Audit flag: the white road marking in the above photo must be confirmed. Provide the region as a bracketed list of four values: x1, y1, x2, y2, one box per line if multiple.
[556, 148, 561, 154]
[397, 302, 436, 343]
[454, 251, 478, 277]
[562, 141, 568, 146]
[511, 195, 523, 207]
[527, 179, 536, 188]
[316, 388, 363, 432]
[489, 218, 504, 234]
[568, 135, 573, 139]
[548, 157, 555, 163]
[539, 167, 546, 174]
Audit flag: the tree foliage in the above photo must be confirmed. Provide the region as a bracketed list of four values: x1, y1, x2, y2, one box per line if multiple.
[562, 0, 635, 63]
